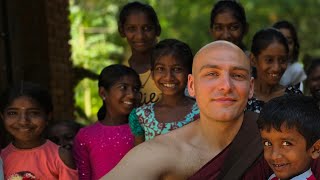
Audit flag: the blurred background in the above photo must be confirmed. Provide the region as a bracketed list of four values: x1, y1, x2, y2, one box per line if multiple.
[1, 0, 319, 125]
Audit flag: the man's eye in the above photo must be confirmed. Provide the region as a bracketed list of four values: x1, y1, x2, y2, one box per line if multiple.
[232, 73, 246, 80]
[6, 111, 18, 116]
[206, 72, 219, 76]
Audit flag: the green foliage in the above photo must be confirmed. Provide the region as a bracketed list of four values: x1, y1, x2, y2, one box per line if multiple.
[70, 0, 320, 124]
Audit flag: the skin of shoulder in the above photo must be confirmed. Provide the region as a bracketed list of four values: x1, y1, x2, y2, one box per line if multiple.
[101, 121, 200, 180]
[58, 147, 77, 169]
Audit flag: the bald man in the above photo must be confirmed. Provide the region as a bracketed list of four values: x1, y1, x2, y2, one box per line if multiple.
[101, 41, 271, 180]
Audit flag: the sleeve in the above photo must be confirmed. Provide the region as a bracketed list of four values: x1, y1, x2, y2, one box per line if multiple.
[129, 108, 145, 136]
[73, 129, 91, 180]
[58, 162, 78, 180]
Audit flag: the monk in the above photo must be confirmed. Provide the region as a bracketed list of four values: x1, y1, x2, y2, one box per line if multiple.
[101, 41, 271, 180]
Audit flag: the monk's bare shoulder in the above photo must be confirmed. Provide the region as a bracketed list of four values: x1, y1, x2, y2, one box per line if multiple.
[101, 122, 199, 180]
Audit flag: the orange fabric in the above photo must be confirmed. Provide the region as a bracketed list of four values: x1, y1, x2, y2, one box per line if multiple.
[1, 140, 78, 180]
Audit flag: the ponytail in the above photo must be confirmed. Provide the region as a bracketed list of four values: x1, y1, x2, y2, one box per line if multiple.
[97, 102, 106, 120]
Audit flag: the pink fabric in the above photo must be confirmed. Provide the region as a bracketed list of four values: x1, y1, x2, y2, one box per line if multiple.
[73, 122, 134, 180]
[1, 140, 78, 180]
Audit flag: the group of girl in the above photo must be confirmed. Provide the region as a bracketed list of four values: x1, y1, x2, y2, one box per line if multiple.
[0, 1, 319, 180]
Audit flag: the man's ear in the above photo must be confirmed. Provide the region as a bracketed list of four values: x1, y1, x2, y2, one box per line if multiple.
[249, 53, 257, 67]
[0, 113, 4, 121]
[309, 139, 320, 159]
[188, 74, 195, 98]
[99, 87, 107, 100]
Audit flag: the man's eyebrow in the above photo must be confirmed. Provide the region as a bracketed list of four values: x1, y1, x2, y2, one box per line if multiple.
[199, 64, 250, 74]
[199, 64, 220, 71]
[232, 67, 250, 74]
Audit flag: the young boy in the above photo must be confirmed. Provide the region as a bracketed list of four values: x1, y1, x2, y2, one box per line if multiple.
[257, 95, 320, 180]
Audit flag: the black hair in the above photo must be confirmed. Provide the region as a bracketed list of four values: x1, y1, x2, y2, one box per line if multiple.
[48, 120, 83, 134]
[251, 28, 289, 57]
[150, 39, 193, 74]
[0, 82, 53, 115]
[210, 0, 248, 50]
[97, 64, 141, 120]
[118, 1, 161, 36]
[210, 0, 247, 29]
[257, 95, 320, 149]
[307, 58, 320, 77]
[273, 20, 300, 61]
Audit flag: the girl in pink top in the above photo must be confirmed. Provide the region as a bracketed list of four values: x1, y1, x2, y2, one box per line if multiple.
[0, 82, 78, 180]
[73, 64, 141, 180]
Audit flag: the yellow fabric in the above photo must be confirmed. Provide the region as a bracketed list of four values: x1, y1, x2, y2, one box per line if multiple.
[123, 61, 161, 105]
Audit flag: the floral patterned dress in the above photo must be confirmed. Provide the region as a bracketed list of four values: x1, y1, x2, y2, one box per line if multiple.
[246, 86, 302, 113]
[129, 102, 199, 141]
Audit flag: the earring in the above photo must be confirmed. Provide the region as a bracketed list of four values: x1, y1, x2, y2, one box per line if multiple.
[103, 96, 106, 100]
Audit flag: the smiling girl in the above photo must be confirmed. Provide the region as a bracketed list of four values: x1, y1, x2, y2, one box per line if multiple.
[0, 82, 78, 180]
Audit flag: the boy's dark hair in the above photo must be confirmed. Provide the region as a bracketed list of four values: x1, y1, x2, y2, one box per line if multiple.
[97, 64, 141, 120]
[150, 39, 193, 74]
[273, 20, 300, 61]
[0, 82, 53, 115]
[251, 28, 289, 57]
[118, 1, 161, 36]
[257, 95, 320, 149]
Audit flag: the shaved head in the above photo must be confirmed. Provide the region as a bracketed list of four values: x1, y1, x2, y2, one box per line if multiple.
[192, 40, 249, 74]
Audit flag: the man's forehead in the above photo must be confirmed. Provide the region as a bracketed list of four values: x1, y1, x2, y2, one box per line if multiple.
[193, 41, 249, 72]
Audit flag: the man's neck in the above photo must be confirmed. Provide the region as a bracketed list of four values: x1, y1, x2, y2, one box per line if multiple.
[198, 113, 244, 150]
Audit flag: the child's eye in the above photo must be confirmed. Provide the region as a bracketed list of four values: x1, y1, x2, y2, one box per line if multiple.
[173, 67, 183, 73]
[133, 87, 140, 93]
[264, 57, 273, 64]
[6, 111, 18, 116]
[27, 111, 42, 118]
[229, 24, 240, 31]
[155, 67, 164, 72]
[263, 141, 272, 147]
[119, 85, 127, 90]
[282, 141, 292, 146]
[125, 26, 136, 32]
[213, 25, 223, 31]
[279, 58, 288, 64]
[143, 25, 154, 32]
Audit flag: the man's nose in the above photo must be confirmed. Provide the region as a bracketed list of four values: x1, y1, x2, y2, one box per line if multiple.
[219, 73, 232, 92]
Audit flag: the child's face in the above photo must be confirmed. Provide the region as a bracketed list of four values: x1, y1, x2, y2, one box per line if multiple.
[104, 75, 141, 117]
[48, 124, 76, 150]
[260, 125, 315, 179]
[210, 10, 245, 47]
[253, 42, 288, 86]
[278, 28, 294, 61]
[2, 96, 48, 148]
[152, 55, 189, 96]
[122, 11, 157, 53]
[308, 66, 320, 99]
